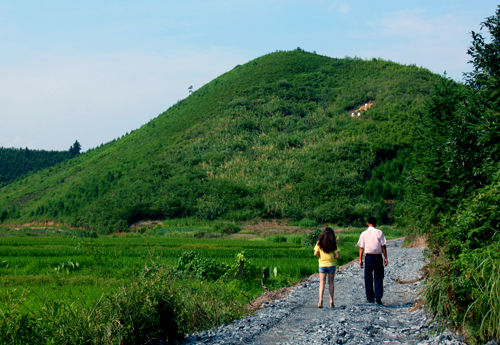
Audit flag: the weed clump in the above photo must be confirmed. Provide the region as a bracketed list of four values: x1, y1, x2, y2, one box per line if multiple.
[0, 266, 249, 345]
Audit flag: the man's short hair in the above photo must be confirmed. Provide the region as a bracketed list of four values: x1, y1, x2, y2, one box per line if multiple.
[367, 216, 377, 227]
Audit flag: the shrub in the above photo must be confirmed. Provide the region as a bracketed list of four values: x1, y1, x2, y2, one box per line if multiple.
[0, 267, 249, 345]
[221, 252, 260, 283]
[266, 235, 287, 243]
[304, 228, 322, 247]
[74, 229, 98, 238]
[311, 200, 351, 225]
[424, 174, 500, 343]
[0, 290, 47, 345]
[193, 230, 207, 238]
[224, 208, 261, 221]
[196, 194, 227, 220]
[297, 217, 318, 228]
[175, 250, 229, 281]
[213, 221, 241, 235]
[424, 246, 499, 343]
[54, 260, 80, 274]
[289, 235, 303, 245]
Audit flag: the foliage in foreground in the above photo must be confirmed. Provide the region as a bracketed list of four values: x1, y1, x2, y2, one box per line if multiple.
[0, 257, 252, 345]
[404, 6, 500, 343]
[424, 174, 499, 343]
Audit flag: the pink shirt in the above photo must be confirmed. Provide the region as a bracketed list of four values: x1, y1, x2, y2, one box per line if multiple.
[356, 227, 387, 254]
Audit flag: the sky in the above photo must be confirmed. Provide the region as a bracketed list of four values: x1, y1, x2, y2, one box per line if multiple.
[1, 1, 498, 151]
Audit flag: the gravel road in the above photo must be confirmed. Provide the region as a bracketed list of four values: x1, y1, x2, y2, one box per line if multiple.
[181, 239, 469, 345]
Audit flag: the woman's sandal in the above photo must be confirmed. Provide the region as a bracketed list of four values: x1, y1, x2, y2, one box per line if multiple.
[330, 302, 335, 308]
[317, 303, 323, 308]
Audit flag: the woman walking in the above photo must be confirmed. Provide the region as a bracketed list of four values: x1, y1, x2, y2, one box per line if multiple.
[314, 227, 340, 308]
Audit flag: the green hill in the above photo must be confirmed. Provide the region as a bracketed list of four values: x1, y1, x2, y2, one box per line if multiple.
[0, 50, 443, 232]
[0, 147, 75, 187]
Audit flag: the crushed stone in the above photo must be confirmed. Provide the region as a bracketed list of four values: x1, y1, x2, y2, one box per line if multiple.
[181, 240, 468, 345]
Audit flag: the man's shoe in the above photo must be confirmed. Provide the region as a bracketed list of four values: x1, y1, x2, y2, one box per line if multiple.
[376, 298, 383, 305]
[367, 299, 374, 303]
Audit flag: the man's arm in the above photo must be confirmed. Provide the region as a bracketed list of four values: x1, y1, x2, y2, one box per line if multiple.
[359, 247, 364, 268]
[382, 245, 388, 266]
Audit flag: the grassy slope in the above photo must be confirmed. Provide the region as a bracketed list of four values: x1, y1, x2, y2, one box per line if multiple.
[0, 50, 443, 232]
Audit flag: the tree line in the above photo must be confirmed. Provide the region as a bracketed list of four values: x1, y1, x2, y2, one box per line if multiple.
[0, 140, 81, 186]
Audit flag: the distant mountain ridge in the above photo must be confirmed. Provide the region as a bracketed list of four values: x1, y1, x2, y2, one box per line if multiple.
[0, 50, 445, 232]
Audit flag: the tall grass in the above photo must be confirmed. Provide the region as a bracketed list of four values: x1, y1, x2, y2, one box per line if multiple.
[0, 268, 248, 345]
[463, 250, 499, 342]
[424, 245, 499, 343]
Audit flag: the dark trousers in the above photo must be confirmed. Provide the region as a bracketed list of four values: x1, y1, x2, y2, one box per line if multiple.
[364, 254, 384, 302]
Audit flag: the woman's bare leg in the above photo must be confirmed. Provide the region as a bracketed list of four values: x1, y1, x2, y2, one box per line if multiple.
[328, 272, 335, 307]
[318, 272, 326, 307]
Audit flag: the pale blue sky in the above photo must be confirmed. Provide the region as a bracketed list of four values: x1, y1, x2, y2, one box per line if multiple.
[1, 1, 497, 151]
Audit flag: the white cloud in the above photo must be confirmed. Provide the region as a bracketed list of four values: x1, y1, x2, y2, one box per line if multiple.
[325, 0, 350, 15]
[338, 3, 350, 14]
[378, 9, 434, 35]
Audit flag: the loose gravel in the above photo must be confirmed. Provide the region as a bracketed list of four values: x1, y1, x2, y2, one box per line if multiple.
[181, 239, 470, 345]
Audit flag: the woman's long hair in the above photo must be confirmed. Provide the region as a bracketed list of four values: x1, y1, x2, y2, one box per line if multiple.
[318, 227, 337, 253]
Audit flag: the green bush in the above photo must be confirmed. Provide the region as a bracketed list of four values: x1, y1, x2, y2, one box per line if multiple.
[424, 174, 500, 343]
[266, 235, 287, 243]
[424, 246, 499, 343]
[0, 290, 47, 345]
[0, 267, 249, 345]
[403, 8, 500, 342]
[221, 252, 260, 283]
[98, 271, 181, 344]
[175, 250, 229, 280]
[297, 217, 318, 228]
[74, 229, 98, 238]
[213, 221, 241, 235]
[54, 260, 80, 274]
[289, 235, 303, 245]
[304, 228, 322, 247]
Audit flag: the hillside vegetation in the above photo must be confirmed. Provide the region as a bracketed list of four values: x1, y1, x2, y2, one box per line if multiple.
[0, 50, 442, 232]
[0, 144, 79, 187]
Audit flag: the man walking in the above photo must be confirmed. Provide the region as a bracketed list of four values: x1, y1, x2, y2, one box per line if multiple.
[357, 216, 388, 305]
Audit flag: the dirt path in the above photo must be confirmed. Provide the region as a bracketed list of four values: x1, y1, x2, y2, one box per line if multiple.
[182, 240, 466, 345]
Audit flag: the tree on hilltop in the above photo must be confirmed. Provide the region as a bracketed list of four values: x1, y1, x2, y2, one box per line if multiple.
[69, 140, 81, 157]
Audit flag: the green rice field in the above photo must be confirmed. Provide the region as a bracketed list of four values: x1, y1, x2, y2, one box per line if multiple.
[0, 224, 403, 326]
